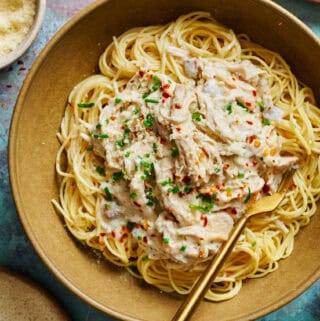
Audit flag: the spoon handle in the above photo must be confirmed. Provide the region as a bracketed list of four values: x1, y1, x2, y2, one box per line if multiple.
[171, 214, 248, 321]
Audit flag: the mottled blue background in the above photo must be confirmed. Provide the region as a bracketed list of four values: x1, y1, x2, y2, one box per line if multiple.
[0, 1, 319, 320]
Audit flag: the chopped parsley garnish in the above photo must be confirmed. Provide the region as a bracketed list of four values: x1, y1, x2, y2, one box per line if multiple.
[93, 133, 109, 139]
[145, 98, 159, 104]
[115, 97, 122, 104]
[124, 151, 131, 158]
[129, 192, 137, 199]
[140, 161, 153, 169]
[189, 204, 210, 212]
[152, 143, 157, 154]
[251, 241, 257, 247]
[226, 102, 233, 114]
[244, 187, 251, 203]
[171, 146, 179, 158]
[126, 221, 134, 231]
[105, 119, 110, 125]
[104, 187, 113, 201]
[258, 101, 265, 111]
[183, 186, 192, 193]
[263, 118, 271, 126]
[146, 189, 159, 206]
[115, 128, 130, 147]
[152, 75, 161, 91]
[112, 171, 124, 183]
[160, 178, 172, 186]
[96, 166, 104, 175]
[105, 203, 110, 209]
[142, 93, 148, 99]
[236, 100, 249, 111]
[179, 245, 187, 252]
[86, 146, 93, 151]
[192, 112, 202, 121]
[77, 102, 95, 108]
[163, 238, 170, 244]
[238, 172, 245, 179]
[96, 123, 102, 129]
[143, 113, 153, 128]
[168, 186, 180, 193]
[142, 255, 149, 261]
[133, 108, 139, 115]
[144, 153, 150, 158]
[214, 167, 220, 173]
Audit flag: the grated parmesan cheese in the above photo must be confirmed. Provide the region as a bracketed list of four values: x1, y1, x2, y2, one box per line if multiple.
[0, 0, 36, 56]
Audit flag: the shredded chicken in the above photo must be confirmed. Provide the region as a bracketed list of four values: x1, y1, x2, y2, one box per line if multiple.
[91, 59, 297, 264]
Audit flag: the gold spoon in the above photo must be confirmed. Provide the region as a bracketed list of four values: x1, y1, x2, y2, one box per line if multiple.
[171, 192, 285, 321]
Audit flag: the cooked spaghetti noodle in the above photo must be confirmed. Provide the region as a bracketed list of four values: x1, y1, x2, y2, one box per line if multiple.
[53, 12, 320, 301]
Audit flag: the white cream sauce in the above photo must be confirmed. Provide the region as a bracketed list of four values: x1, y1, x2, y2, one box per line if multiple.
[90, 58, 297, 265]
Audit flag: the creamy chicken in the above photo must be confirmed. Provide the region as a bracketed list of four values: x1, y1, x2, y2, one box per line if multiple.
[90, 58, 297, 265]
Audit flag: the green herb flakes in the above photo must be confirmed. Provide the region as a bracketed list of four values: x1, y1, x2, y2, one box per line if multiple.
[104, 187, 113, 201]
[77, 102, 94, 108]
[112, 171, 124, 183]
[171, 146, 179, 158]
[192, 112, 202, 121]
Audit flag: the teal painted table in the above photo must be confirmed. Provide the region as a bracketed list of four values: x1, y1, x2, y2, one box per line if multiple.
[0, 1, 319, 320]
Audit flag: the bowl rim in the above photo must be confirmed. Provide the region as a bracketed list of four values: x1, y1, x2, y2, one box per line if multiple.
[8, 0, 320, 320]
[0, 0, 47, 70]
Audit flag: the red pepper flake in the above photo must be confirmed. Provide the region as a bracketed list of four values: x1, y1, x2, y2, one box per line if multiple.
[252, 161, 257, 167]
[245, 102, 252, 107]
[176, 127, 181, 132]
[245, 162, 249, 167]
[174, 104, 182, 109]
[111, 231, 116, 238]
[307, 175, 311, 180]
[160, 137, 166, 144]
[100, 232, 106, 236]
[162, 84, 170, 90]
[133, 201, 141, 207]
[262, 184, 271, 193]
[120, 233, 128, 243]
[223, 163, 230, 170]
[215, 185, 221, 190]
[215, 198, 220, 202]
[247, 135, 255, 143]
[252, 90, 257, 97]
[110, 116, 116, 121]
[19, 66, 27, 71]
[199, 237, 204, 241]
[231, 208, 237, 214]
[162, 99, 165, 103]
[226, 271, 234, 276]
[6, 85, 12, 88]
[201, 216, 208, 227]
[162, 91, 170, 99]
[139, 115, 145, 121]
[143, 236, 148, 243]
[17, 60, 24, 65]
[125, 247, 128, 251]
[139, 70, 145, 77]
[120, 125, 125, 130]
[134, 223, 141, 228]
[246, 120, 253, 125]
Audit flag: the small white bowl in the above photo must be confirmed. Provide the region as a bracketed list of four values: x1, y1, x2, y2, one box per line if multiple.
[0, 0, 46, 70]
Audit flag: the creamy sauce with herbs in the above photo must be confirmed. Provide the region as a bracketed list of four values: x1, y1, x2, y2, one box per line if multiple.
[90, 58, 297, 264]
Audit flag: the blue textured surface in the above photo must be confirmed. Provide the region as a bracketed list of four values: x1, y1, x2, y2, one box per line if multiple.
[0, 1, 319, 321]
